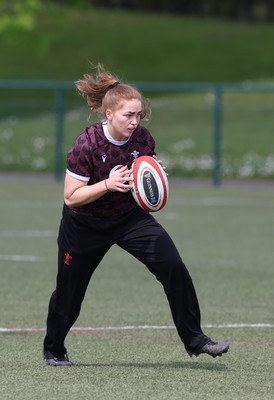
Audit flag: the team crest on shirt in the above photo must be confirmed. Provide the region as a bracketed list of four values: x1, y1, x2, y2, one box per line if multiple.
[131, 150, 139, 159]
[102, 154, 107, 163]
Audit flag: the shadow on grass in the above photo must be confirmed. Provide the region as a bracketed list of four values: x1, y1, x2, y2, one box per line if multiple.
[73, 361, 228, 371]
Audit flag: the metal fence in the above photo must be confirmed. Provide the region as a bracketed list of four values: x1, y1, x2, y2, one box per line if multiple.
[0, 80, 274, 185]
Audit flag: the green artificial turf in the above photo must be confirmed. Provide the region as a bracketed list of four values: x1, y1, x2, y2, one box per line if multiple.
[0, 178, 273, 399]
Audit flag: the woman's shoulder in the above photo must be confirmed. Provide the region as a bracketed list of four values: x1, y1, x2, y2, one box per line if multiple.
[73, 122, 105, 147]
[133, 125, 155, 142]
[86, 121, 104, 137]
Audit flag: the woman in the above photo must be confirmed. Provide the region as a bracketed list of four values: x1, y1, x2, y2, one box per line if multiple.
[43, 64, 229, 366]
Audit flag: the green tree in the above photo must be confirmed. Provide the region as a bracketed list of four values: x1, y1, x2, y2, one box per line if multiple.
[0, 0, 41, 32]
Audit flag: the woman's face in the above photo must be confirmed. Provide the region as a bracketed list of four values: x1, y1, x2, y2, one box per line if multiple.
[106, 98, 142, 141]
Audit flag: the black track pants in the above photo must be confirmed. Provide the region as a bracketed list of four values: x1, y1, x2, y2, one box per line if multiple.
[43, 206, 210, 355]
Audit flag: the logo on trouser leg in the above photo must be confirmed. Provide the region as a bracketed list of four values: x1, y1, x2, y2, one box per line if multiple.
[64, 252, 72, 266]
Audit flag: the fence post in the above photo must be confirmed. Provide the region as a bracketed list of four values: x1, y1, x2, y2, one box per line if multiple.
[55, 88, 65, 181]
[213, 86, 222, 186]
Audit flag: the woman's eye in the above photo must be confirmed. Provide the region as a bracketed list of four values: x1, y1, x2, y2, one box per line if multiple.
[124, 114, 140, 119]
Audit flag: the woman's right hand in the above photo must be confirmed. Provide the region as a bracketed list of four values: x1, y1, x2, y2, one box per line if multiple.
[105, 165, 132, 193]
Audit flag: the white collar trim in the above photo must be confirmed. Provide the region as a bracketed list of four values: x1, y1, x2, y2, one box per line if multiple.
[102, 121, 129, 146]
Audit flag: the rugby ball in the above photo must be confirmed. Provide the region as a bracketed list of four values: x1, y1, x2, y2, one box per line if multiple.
[130, 156, 169, 212]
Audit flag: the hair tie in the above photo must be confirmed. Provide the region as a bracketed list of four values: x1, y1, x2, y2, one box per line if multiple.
[110, 81, 120, 89]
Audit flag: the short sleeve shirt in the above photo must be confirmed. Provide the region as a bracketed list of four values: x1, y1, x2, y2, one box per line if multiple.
[66, 122, 156, 220]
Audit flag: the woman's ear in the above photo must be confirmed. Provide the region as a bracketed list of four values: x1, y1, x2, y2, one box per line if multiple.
[106, 109, 113, 121]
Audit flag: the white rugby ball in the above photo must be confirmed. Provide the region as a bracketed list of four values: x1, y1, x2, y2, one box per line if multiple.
[131, 156, 169, 212]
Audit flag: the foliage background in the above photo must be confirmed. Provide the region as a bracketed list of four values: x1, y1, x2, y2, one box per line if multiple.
[0, 1, 274, 179]
[1, 1, 274, 81]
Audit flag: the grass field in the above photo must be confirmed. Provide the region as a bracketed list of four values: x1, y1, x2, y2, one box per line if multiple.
[0, 177, 273, 399]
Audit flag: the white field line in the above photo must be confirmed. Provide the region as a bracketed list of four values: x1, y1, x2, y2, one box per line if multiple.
[0, 230, 55, 238]
[0, 230, 52, 262]
[168, 197, 274, 208]
[0, 255, 42, 262]
[1, 323, 274, 333]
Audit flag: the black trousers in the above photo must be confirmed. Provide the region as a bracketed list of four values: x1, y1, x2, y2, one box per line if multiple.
[43, 206, 210, 355]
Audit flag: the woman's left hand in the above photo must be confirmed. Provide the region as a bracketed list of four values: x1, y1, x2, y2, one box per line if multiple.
[152, 155, 168, 176]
